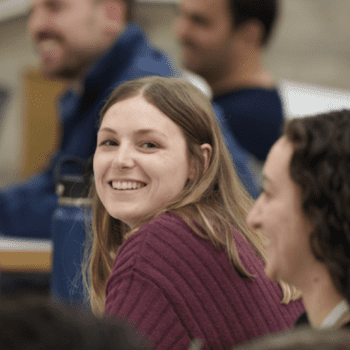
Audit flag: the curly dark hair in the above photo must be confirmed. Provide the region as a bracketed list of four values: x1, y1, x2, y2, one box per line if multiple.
[284, 109, 350, 301]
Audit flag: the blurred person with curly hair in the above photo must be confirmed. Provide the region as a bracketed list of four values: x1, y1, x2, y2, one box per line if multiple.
[247, 109, 350, 329]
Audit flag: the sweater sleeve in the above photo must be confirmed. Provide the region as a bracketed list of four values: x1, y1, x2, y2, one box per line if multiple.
[105, 237, 192, 349]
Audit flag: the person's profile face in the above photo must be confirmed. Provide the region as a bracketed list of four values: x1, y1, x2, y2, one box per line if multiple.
[174, 0, 236, 80]
[28, 0, 108, 79]
[246, 137, 314, 286]
[93, 95, 193, 229]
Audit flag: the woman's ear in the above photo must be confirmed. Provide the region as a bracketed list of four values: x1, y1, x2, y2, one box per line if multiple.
[201, 143, 212, 174]
[188, 143, 212, 180]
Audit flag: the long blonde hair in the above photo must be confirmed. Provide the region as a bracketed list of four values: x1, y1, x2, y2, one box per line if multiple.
[83, 76, 300, 315]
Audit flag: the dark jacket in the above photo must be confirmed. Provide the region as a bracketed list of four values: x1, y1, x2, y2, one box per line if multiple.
[214, 88, 284, 161]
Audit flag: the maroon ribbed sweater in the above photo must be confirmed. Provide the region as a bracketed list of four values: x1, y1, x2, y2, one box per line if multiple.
[105, 213, 304, 349]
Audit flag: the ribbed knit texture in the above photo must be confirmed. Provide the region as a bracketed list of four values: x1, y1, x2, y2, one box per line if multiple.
[105, 213, 304, 349]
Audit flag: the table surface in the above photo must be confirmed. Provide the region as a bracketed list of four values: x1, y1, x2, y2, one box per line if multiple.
[0, 236, 52, 272]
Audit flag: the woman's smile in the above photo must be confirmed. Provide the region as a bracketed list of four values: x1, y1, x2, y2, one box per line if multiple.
[109, 180, 147, 190]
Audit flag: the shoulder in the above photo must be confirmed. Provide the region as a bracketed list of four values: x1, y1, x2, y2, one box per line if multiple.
[121, 24, 175, 78]
[139, 211, 189, 234]
[214, 87, 282, 110]
[132, 212, 192, 244]
[110, 212, 221, 297]
[114, 213, 196, 267]
[90, 24, 174, 88]
[215, 87, 281, 100]
[132, 212, 197, 246]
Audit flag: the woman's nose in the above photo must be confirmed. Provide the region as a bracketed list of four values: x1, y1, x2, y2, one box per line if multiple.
[112, 144, 135, 170]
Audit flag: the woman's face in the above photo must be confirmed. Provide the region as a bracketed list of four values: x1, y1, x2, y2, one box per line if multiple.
[246, 137, 316, 287]
[93, 95, 193, 229]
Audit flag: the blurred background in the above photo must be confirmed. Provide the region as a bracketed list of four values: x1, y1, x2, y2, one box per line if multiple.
[1, 0, 350, 188]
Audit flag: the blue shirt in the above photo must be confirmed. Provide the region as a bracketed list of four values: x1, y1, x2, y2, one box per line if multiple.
[214, 88, 284, 161]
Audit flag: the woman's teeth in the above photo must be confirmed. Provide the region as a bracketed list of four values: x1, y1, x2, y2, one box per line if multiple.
[111, 181, 145, 190]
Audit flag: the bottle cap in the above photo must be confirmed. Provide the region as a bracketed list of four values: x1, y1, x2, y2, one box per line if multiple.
[54, 156, 92, 199]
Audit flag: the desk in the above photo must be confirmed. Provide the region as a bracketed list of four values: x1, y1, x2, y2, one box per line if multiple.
[0, 237, 52, 295]
[0, 237, 52, 273]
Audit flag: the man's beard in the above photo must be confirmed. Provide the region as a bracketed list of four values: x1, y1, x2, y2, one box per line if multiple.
[181, 45, 231, 88]
[40, 49, 97, 81]
[42, 62, 83, 81]
[35, 32, 96, 81]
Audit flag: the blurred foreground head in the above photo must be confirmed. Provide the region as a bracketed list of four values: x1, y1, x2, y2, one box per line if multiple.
[0, 294, 151, 350]
[247, 109, 350, 325]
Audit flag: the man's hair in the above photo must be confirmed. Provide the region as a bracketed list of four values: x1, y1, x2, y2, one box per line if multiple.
[0, 294, 151, 350]
[227, 0, 279, 46]
[284, 109, 350, 302]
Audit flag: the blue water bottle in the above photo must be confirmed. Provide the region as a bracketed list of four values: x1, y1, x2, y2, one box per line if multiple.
[51, 157, 92, 305]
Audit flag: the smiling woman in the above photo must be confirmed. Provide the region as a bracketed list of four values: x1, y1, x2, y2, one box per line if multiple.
[83, 76, 304, 350]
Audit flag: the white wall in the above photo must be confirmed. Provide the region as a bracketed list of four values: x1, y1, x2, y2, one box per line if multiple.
[281, 80, 350, 119]
[264, 0, 350, 92]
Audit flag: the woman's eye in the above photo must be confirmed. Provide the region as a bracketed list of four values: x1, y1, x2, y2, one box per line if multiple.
[141, 142, 157, 149]
[101, 140, 117, 146]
